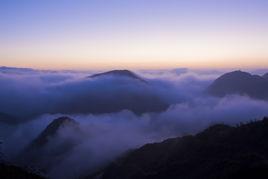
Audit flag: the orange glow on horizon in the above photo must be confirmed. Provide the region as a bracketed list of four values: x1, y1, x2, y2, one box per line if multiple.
[1, 56, 268, 71]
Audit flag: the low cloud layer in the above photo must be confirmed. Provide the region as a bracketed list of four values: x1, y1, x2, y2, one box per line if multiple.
[0, 68, 217, 120]
[1, 68, 268, 178]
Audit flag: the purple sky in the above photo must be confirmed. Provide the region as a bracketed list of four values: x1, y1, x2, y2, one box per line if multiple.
[1, 0, 268, 69]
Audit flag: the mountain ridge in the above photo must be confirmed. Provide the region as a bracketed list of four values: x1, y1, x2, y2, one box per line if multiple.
[18, 116, 81, 171]
[95, 117, 268, 179]
[89, 70, 147, 83]
[208, 70, 268, 99]
[28, 116, 79, 149]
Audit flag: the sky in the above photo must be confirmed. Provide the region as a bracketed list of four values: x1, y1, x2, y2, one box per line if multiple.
[1, 0, 268, 70]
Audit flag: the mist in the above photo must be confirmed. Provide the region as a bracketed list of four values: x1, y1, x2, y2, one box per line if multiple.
[1, 68, 268, 178]
[0, 68, 219, 120]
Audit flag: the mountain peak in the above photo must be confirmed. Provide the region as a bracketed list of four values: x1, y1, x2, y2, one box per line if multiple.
[218, 70, 252, 79]
[30, 116, 78, 148]
[208, 70, 268, 99]
[89, 70, 146, 83]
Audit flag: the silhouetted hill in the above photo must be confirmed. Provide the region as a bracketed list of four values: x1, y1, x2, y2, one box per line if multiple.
[0, 163, 44, 179]
[208, 71, 268, 99]
[19, 117, 81, 170]
[58, 70, 168, 115]
[89, 70, 147, 83]
[96, 117, 268, 179]
[29, 116, 79, 148]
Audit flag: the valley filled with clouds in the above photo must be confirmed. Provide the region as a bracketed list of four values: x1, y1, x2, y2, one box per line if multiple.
[1, 67, 268, 178]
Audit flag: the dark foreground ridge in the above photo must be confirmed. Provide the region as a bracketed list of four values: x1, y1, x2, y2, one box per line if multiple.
[0, 163, 44, 179]
[208, 70, 268, 100]
[89, 70, 147, 83]
[94, 117, 268, 179]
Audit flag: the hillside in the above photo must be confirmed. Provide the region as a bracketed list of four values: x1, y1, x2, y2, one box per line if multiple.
[208, 71, 268, 100]
[96, 117, 268, 179]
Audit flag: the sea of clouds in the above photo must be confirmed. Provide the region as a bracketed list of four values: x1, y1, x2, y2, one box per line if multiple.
[1, 67, 268, 178]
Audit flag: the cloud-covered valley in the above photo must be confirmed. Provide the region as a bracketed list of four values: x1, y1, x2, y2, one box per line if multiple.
[1, 67, 268, 178]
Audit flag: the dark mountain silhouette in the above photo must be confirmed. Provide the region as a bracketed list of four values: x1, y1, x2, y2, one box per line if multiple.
[94, 117, 268, 179]
[19, 117, 81, 171]
[54, 70, 168, 115]
[0, 163, 44, 179]
[29, 116, 79, 149]
[208, 70, 268, 100]
[89, 70, 147, 83]
[55, 91, 169, 115]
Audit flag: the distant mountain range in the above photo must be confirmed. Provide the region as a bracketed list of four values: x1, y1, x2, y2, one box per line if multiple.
[94, 117, 268, 179]
[208, 70, 268, 100]
[1, 69, 268, 125]
[0, 163, 43, 179]
[0, 66, 36, 73]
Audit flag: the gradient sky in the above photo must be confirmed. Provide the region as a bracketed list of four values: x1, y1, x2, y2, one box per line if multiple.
[1, 0, 268, 69]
